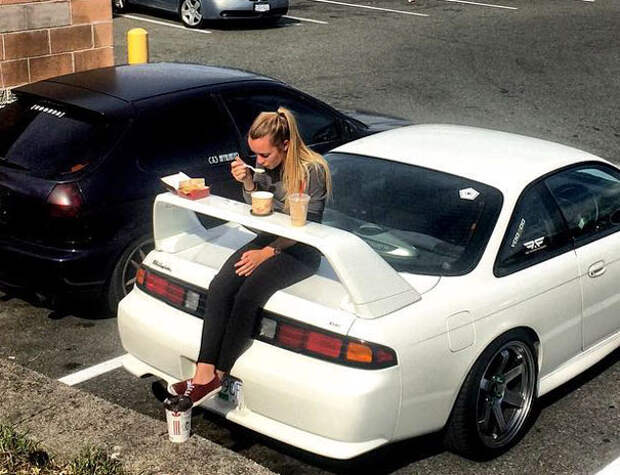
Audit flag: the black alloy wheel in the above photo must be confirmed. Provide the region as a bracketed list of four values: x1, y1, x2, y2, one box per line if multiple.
[107, 235, 154, 313]
[444, 329, 538, 459]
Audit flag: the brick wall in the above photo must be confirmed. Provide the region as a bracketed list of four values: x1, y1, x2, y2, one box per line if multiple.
[0, 0, 113, 90]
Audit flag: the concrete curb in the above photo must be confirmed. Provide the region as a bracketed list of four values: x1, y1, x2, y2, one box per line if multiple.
[0, 359, 274, 475]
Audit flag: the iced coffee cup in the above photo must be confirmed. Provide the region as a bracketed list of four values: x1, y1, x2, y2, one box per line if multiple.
[251, 191, 273, 216]
[289, 193, 310, 226]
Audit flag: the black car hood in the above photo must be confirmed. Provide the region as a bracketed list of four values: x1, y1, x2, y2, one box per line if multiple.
[340, 109, 413, 132]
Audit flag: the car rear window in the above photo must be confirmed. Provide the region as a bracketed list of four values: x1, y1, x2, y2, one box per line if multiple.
[324, 152, 503, 276]
[0, 95, 120, 179]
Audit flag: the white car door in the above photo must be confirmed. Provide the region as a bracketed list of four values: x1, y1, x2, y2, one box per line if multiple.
[545, 164, 620, 349]
[494, 181, 582, 372]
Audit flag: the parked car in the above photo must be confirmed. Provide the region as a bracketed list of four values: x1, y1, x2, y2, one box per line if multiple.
[0, 62, 409, 312]
[118, 124, 620, 459]
[112, 0, 288, 27]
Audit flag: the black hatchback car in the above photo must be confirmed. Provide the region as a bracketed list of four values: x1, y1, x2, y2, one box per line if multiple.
[0, 62, 409, 312]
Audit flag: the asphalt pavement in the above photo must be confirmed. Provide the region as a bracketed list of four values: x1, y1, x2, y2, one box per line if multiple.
[1, 0, 619, 473]
[112, 0, 620, 165]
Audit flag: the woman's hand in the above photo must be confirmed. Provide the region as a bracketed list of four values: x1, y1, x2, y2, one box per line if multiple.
[231, 156, 254, 191]
[234, 248, 272, 276]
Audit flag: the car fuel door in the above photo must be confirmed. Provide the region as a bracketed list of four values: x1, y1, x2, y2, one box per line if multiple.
[545, 164, 620, 350]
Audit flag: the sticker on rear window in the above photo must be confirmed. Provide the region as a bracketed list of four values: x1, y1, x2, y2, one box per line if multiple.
[459, 187, 480, 201]
[207, 152, 237, 165]
[31, 104, 65, 118]
[523, 236, 546, 254]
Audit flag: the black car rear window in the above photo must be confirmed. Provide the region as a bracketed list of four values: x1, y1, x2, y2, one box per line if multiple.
[324, 153, 503, 276]
[0, 95, 120, 179]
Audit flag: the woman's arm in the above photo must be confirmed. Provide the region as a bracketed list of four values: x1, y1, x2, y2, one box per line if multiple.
[231, 156, 256, 204]
[234, 238, 297, 276]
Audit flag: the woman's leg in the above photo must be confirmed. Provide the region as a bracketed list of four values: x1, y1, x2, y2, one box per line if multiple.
[215, 251, 319, 373]
[193, 239, 264, 382]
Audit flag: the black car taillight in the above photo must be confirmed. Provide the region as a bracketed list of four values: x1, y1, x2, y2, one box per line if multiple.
[47, 183, 83, 218]
[136, 266, 207, 316]
[256, 314, 398, 369]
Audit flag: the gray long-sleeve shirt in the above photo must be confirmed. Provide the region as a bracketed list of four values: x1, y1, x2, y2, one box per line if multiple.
[242, 162, 327, 223]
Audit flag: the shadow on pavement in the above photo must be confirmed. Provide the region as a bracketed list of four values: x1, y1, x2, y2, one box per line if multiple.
[188, 405, 444, 474]
[539, 347, 619, 408]
[0, 288, 113, 320]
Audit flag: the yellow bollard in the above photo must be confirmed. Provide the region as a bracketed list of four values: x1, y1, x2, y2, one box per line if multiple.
[127, 28, 149, 65]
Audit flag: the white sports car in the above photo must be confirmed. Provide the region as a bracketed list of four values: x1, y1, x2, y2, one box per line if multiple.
[118, 125, 620, 459]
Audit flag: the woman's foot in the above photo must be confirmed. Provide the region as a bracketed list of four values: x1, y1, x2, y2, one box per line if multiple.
[169, 375, 222, 406]
[168, 379, 190, 396]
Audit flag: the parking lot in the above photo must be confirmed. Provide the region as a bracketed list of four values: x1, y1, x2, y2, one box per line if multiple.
[2, 0, 619, 473]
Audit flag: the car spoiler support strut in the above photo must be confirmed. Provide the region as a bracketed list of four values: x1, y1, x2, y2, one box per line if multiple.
[153, 193, 421, 318]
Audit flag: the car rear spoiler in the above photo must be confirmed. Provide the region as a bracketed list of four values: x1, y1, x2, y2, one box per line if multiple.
[153, 193, 421, 318]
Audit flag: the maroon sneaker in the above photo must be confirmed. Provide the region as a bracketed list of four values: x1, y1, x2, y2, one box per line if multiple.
[182, 375, 222, 407]
[168, 379, 190, 396]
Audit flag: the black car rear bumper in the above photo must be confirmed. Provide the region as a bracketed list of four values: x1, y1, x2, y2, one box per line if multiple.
[0, 238, 113, 299]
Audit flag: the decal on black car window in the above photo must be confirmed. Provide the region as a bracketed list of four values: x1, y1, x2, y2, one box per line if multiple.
[207, 152, 237, 166]
[31, 104, 65, 118]
[523, 236, 546, 254]
[459, 187, 480, 201]
[510, 218, 526, 248]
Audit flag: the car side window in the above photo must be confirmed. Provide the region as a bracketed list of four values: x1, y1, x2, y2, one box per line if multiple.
[135, 95, 238, 176]
[495, 182, 572, 276]
[223, 89, 340, 146]
[545, 164, 620, 244]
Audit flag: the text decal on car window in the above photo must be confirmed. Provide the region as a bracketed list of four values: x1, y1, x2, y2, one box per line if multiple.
[31, 104, 65, 118]
[511, 218, 526, 248]
[207, 152, 237, 166]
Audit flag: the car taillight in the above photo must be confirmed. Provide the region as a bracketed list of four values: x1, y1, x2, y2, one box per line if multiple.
[257, 315, 397, 369]
[136, 266, 207, 316]
[47, 183, 83, 218]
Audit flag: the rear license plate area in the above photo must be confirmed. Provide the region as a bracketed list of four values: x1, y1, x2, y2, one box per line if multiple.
[218, 375, 243, 407]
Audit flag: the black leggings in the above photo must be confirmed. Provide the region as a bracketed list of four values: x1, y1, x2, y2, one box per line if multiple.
[197, 236, 321, 372]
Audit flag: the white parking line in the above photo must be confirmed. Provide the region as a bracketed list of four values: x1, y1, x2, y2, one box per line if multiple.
[117, 14, 213, 34]
[596, 456, 620, 475]
[57, 355, 126, 386]
[284, 15, 329, 24]
[439, 0, 517, 9]
[305, 0, 429, 17]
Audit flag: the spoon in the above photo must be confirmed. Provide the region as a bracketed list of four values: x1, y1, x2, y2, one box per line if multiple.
[243, 163, 265, 174]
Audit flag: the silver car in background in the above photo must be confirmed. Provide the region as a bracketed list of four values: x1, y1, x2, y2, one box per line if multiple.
[113, 0, 288, 27]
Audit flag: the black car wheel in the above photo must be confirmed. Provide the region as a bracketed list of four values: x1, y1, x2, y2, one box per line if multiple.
[112, 0, 128, 13]
[180, 0, 205, 28]
[107, 235, 154, 313]
[444, 329, 538, 459]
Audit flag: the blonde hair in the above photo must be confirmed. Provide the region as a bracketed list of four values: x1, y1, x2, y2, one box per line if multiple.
[249, 107, 332, 209]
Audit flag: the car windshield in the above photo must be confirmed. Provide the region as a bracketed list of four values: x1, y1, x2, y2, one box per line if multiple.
[324, 153, 503, 276]
[0, 95, 120, 179]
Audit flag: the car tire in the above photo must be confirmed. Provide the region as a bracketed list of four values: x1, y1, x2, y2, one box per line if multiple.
[112, 0, 128, 13]
[444, 329, 538, 459]
[107, 234, 154, 313]
[179, 0, 206, 28]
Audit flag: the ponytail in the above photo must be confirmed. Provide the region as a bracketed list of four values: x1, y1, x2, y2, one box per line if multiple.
[249, 107, 332, 209]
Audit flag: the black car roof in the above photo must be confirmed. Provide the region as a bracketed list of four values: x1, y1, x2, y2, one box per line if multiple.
[15, 63, 279, 117]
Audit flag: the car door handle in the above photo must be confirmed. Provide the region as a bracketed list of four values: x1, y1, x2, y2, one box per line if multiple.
[587, 261, 606, 278]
